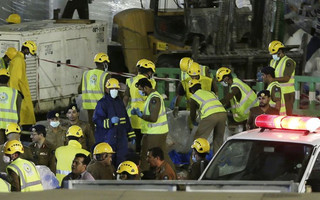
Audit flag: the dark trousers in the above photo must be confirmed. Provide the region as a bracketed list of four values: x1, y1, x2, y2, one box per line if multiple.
[134, 129, 142, 153]
[62, 0, 89, 19]
[284, 92, 295, 116]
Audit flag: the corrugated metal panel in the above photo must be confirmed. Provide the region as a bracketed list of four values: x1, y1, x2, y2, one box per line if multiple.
[26, 57, 38, 101]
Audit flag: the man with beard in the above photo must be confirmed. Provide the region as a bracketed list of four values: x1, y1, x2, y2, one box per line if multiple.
[246, 90, 279, 130]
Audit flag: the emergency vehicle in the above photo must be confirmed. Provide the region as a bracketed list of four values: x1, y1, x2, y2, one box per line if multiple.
[199, 114, 320, 193]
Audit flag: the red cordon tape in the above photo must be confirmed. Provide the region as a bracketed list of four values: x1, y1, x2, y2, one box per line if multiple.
[39, 58, 180, 82]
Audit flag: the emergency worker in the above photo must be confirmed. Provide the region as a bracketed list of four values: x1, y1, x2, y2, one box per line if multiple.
[189, 79, 227, 154]
[268, 40, 296, 115]
[261, 66, 286, 115]
[116, 161, 140, 180]
[131, 78, 174, 171]
[188, 138, 210, 180]
[0, 47, 18, 69]
[55, 125, 90, 185]
[80, 52, 111, 129]
[147, 147, 176, 180]
[45, 111, 67, 149]
[93, 78, 135, 167]
[6, 14, 21, 24]
[0, 178, 10, 192]
[246, 90, 279, 130]
[87, 142, 116, 180]
[179, 57, 208, 81]
[64, 104, 95, 151]
[173, 61, 217, 120]
[4, 140, 43, 192]
[29, 125, 56, 173]
[8, 41, 37, 126]
[0, 68, 22, 144]
[123, 59, 156, 153]
[216, 67, 258, 128]
[0, 123, 33, 172]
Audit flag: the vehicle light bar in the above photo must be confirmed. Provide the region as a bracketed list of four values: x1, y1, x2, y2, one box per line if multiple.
[255, 114, 320, 132]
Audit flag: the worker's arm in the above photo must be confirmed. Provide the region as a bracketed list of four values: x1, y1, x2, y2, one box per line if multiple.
[221, 87, 241, 106]
[141, 97, 161, 123]
[273, 59, 295, 83]
[189, 99, 199, 123]
[16, 92, 23, 123]
[174, 82, 186, 107]
[78, 78, 83, 94]
[246, 108, 254, 130]
[271, 85, 281, 111]
[7, 169, 20, 192]
[211, 78, 218, 94]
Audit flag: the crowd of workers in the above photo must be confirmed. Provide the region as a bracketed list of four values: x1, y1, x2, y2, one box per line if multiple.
[0, 36, 296, 192]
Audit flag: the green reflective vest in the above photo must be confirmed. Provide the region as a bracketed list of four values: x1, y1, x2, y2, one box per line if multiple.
[191, 90, 226, 119]
[7, 158, 43, 192]
[181, 76, 213, 101]
[82, 69, 108, 109]
[141, 91, 168, 134]
[0, 178, 10, 192]
[270, 56, 295, 94]
[230, 78, 258, 122]
[126, 74, 156, 129]
[0, 87, 19, 129]
[55, 140, 90, 185]
[267, 81, 286, 115]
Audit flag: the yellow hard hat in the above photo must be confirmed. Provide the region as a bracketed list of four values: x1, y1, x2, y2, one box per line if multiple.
[4, 140, 24, 154]
[94, 52, 110, 63]
[191, 138, 210, 153]
[180, 57, 193, 72]
[139, 59, 156, 73]
[23, 41, 37, 55]
[5, 47, 18, 60]
[0, 68, 10, 77]
[94, 142, 115, 154]
[187, 62, 201, 76]
[105, 78, 120, 89]
[216, 67, 231, 82]
[5, 123, 21, 135]
[136, 59, 150, 68]
[188, 79, 200, 88]
[66, 125, 83, 138]
[6, 14, 21, 24]
[268, 40, 285, 54]
[116, 161, 139, 175]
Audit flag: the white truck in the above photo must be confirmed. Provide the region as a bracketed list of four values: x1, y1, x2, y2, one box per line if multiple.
[198, 114, 320, 193]
[0, 20, 108, 113]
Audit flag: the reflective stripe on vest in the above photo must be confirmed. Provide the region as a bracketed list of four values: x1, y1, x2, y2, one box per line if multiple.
[129, 74, 156, 129]
[141, 91, 168, 134]
[0, 87, 18, 129]
[267, 81, 286, 115]
[270, 56, 295, 94]
[182, 76, 213, 101]
[191, 90, 226, 119]
[8, 158, 43, 192]
[82, 69, 108, 109]
[230, 78, 258, 122]
[56, 169, 71, 175]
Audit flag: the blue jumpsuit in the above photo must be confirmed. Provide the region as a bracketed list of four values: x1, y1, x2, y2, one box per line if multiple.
[93, 94, 135, 167]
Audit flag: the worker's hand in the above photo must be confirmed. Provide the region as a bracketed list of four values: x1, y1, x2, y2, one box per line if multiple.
[192, 121, 199, 126]
[131, 108, 137, 115]
[111, 116, 120, 124]
[129, 137, 136, 145]
[173, 106, 179, 118]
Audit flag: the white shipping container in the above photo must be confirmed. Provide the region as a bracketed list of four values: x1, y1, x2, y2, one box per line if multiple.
[0, 20, 108, 113]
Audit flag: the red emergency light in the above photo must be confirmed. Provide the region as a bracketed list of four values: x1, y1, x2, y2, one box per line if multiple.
[255, 114, 320, 132]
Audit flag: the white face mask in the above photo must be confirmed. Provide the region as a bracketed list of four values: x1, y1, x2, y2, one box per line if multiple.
[103, 63, 109, 71]
[25, 53, 33, 58]
[3, 155, 11, 164]
[110, 89, 118, 99]
[139, 90, 146, 96]
[272, 54, 280, 61]
[221, 81, 228, 87]
[50, 121, 60, 128]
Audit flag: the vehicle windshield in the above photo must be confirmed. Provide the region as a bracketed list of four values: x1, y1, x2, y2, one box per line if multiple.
[202, 140, 313, 182]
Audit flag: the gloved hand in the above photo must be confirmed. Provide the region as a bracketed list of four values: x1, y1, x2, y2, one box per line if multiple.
[131, 108, 143, 117]
[129, 138, 136, 145]
[173, 106, 179, 118]
[192, 121, 199, 126]
[131, 108, 137, 115]
[111, 116, 120, 124]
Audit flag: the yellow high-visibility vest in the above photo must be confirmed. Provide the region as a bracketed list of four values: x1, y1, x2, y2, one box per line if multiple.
[0, 87, 18, 129]
[141, 91, 168, 134]
[82, 69, 108, 109]
[267, 81, 286, 115]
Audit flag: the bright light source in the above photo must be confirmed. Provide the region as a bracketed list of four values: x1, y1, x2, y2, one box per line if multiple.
[255, 114, 320, 132]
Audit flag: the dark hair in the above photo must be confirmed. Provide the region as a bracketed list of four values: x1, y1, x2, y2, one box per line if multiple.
[195, 151, 207, 159]
[261, 66, 275, 78]
[257, 90, 271, 97]
[66, 103, 79, 113]
[0, 75, 9, 84]
[75, 153, 91, 166]
[135, 78, 152, 89]
[221, 73, 232, 81]
[67, 136, 80, 141]
[30, 124, 47, 137]
[138, 67, 153, 75]
[148, 147, 164, 161]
